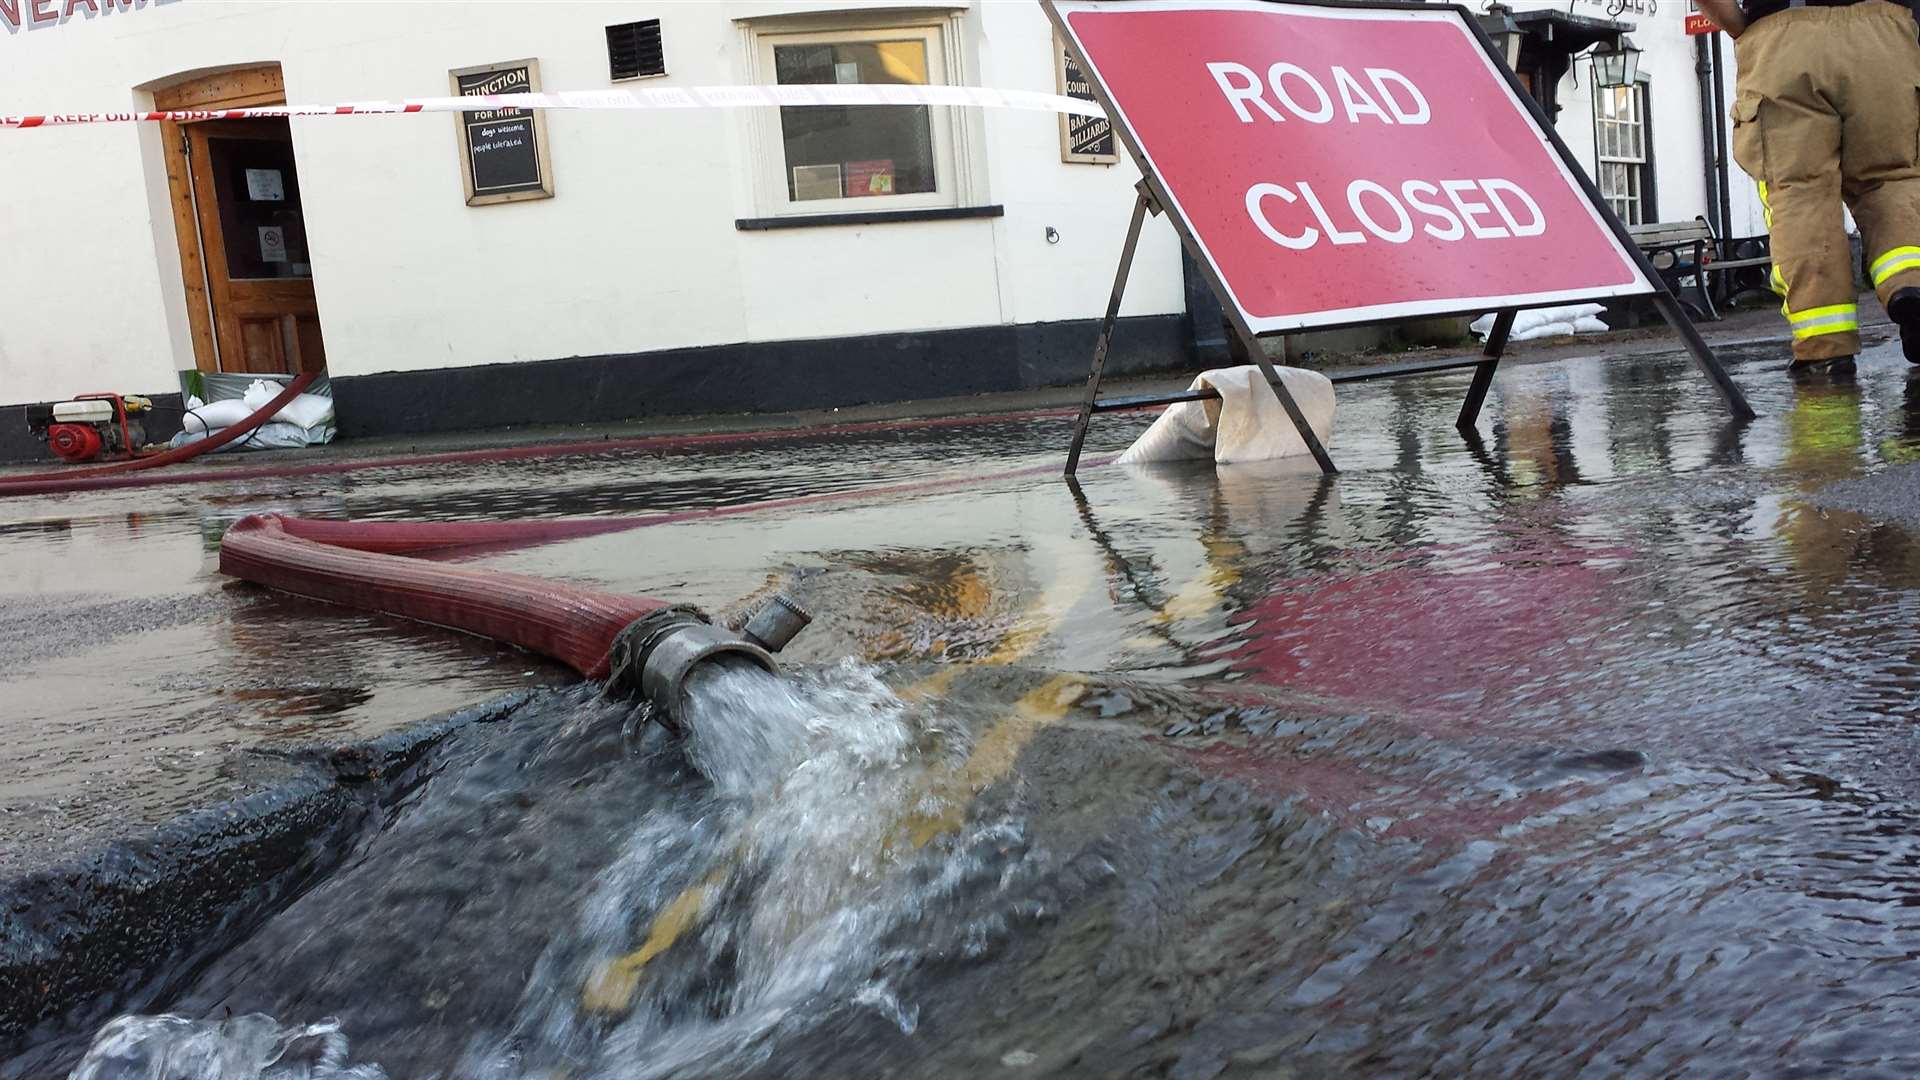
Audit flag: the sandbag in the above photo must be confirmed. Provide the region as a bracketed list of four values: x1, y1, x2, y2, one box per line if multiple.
[1469, 304, 1609, 341]
[181, 397, 255, 434]
[169, 420, 335, 452]
[243, 379, 334, 429]
[1116, 365, 1335, 466]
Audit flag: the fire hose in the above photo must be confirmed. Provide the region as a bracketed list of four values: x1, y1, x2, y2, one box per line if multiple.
[218, 513, 810, 722]
[0, 373, 318, 498]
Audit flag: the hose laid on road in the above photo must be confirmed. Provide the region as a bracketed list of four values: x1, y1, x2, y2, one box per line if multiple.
[220, 513, 665, 678]
[220, 513, 811, 725]
[0, 372, 318, 498]
[0, 403, 1075, 500]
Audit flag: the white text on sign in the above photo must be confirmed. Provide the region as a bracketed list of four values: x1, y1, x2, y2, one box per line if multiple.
[1209, 60, 1548, 250]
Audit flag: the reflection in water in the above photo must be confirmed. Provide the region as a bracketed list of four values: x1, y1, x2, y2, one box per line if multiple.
[21, 345, 1920, 1076]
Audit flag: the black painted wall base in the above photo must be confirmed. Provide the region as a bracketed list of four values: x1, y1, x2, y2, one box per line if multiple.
[0, 315, 1191, 463]
[330, 313, 1191, 440]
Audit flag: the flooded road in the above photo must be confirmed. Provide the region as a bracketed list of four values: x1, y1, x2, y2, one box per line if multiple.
[12, 341, 1920, 1076]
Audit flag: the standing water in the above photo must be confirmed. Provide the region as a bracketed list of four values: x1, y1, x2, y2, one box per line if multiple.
[28, 347, 1920, 1078]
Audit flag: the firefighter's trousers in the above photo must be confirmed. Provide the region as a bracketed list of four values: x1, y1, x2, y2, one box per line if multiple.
[1732, 0, 1920, 362]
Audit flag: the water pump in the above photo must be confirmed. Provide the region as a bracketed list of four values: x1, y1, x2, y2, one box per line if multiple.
[23, 393, 157, 464]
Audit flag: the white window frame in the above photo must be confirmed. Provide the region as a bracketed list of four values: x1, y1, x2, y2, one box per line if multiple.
[740, 13, 979, 218]
[1594, 82, 1648, 225]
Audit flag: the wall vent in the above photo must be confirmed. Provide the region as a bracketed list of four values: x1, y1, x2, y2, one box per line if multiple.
[607, 20, 665, 82]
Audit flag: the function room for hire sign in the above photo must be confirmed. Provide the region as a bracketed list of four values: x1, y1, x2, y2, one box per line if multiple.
[1044, 0, 1652, 334]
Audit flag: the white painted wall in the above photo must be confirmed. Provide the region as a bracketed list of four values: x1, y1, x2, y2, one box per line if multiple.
[1498, 0, 1720, 229]
[0, 0, 1184, 406]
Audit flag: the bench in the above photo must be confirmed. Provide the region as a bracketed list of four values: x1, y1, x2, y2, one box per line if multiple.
[1627, 218, 1773, 321]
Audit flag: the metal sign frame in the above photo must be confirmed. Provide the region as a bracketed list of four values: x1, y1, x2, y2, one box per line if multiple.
[1042, 0, 1755, 475]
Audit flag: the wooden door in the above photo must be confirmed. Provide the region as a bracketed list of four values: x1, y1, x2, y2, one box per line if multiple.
[185, 117, 326, 374]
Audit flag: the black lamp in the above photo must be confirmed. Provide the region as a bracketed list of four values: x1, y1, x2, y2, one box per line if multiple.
[1477, 1, 1525, 70]
[1591, 35, 1642, 87]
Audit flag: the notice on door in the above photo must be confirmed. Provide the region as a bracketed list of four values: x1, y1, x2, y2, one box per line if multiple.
[258, 225, 288, 263]
[245, 168, 285, 202]
[1045, 0, 1650, 333]
[450, 59, 555, 206]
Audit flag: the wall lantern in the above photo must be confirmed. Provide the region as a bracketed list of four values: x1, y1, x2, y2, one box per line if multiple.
[1477, 1, 1525, 71]
[1591, 34, 1642, 88]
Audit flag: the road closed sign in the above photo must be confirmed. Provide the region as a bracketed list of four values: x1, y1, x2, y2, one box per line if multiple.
[1045, 0, 1652, 334]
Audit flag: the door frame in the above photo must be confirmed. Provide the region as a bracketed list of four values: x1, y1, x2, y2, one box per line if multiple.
[155, 65, 287, 374]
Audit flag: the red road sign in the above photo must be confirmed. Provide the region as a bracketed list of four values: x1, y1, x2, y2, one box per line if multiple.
[1047, 0, 1652, 334]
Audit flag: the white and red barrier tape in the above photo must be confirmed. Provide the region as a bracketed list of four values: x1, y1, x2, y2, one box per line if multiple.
[1, 84, 1107, 129]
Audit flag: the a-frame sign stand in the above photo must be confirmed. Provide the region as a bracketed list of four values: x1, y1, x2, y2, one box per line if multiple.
[1066, 180, 1338, 475]
[1050, 0, 1755, 477]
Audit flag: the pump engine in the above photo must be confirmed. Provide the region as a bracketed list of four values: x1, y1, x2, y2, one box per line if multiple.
[24, 394, 156, 464]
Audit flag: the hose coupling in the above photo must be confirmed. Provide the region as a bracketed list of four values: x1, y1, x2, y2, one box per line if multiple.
[741, 593, 812, 653]
[606, 594, 808, 730]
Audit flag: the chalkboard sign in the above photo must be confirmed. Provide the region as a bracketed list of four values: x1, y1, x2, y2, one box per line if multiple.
[1055, 41, 1117, 165]
[450, 59, 555, 206]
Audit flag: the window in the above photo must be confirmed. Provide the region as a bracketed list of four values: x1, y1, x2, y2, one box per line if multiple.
[607, 20, 665, 81]
[746, 19, 973, 216]
[1594, 82, 1653, 225]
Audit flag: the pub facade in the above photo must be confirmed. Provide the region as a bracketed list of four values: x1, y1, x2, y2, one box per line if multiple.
[0, 0, 1758, 443]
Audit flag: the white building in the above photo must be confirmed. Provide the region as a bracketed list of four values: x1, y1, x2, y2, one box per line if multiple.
[0, 0, 1197, 451]
[0, 0, 1763, 456]
[1488, 0, 1762, 238]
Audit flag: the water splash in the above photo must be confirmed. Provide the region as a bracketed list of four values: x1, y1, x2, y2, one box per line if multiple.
[461, 659, 1050, 1079]
[68, 660, 1047, 1079]
[67, 1014, 384, 1080]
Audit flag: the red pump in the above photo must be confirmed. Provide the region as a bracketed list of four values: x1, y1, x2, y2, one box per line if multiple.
[0, 373, 316, 497]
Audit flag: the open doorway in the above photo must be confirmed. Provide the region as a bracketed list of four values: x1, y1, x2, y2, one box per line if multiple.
[157, 66, 327, 375]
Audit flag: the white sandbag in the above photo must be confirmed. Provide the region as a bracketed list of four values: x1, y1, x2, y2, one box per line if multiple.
[274, 392, 335, 430]
[1116, 365, 1335, 466]
[1470, 304, 1608, 340]
[236, 379, 333, 429]
[240, 378, 280, 411]
[180, 398, 254, 434]
[1572, 316, 1609, 334]
[1513, 321, 1577, 341]
[167, 420, 335, 452]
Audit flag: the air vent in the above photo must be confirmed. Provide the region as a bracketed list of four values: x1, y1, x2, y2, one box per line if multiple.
[607, 20, 665, 81]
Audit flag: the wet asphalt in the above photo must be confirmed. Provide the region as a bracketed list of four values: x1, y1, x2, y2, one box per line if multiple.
[9, 307, 1920, 1075]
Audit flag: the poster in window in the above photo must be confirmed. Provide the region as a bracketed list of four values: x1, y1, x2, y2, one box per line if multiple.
[449, 58, 556, 206]
[843, 159, 897, 197]
[1055, 36, 1118, 165]
[793, 164, 843, 202]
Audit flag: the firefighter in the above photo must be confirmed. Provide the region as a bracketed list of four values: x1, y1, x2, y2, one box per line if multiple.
[1699, 0, 1920, 377]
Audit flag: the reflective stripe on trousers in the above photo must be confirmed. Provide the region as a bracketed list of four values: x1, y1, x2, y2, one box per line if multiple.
[1757, 182, 1789, 296]
[1870, 245, 1920, 288]
[1787, 302, 1860, 339]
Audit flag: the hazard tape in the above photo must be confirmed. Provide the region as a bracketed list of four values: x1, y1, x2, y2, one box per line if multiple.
[0, 84, 1106, 129]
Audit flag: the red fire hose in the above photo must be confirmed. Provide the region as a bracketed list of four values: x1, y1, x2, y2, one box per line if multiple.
[220, 513, 663, 678]
[218, 513, 809, 719]
[0, 373, 318, 498]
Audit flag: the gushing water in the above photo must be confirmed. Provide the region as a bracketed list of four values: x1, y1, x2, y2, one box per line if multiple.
[66, 661, 1047, 1080]
[66, 1015, 384, 1080]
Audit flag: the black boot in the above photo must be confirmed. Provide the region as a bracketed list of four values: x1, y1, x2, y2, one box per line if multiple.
[1890, 286, 1920, 364]
[1789, 355, 1857, 381]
